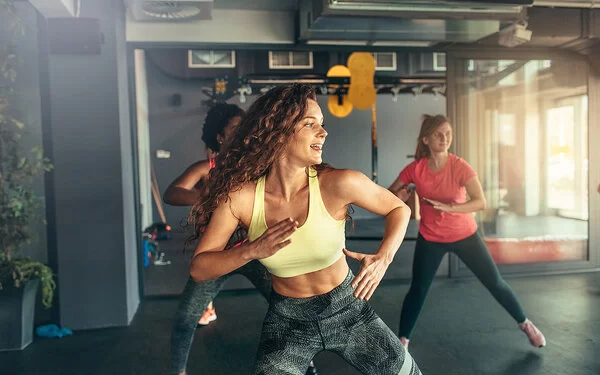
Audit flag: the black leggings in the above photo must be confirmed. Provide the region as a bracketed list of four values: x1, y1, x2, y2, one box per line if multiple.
[170, 260, 271, 374]
[399, 232, 527, 339]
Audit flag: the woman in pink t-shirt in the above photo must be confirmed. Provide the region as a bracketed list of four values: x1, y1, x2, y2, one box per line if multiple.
[389, 115, 546, 349]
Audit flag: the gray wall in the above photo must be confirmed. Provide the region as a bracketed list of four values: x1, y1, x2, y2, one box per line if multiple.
[116, 1, 140, 323]
[146, 59, 217, 226]
[46, 0, 139, 329]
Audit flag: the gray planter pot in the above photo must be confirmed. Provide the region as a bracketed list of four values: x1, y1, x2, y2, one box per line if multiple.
[0, 278, 39, 351]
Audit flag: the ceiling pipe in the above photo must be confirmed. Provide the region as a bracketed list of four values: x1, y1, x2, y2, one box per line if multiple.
[533, 0, 598, 7]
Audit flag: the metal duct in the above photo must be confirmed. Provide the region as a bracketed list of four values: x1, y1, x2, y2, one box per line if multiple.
[299, 0, 532, 45]
[319, 0, 532, 20]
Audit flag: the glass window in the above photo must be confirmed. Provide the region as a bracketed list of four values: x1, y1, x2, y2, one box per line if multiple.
[373, 52, 396, 71]
[269, 51, 313, 69]
[292, 52, 310, 66]
[188, 50, 235, 68]
[433, 52, 446, 71]
[455, 59, 589, 265]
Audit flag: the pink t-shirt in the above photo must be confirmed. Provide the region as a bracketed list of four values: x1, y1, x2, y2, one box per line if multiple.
[399, 153, 478, 243]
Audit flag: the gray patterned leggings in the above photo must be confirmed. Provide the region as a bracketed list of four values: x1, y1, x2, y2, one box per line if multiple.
[170, 260, 272, 374]
[253, 270, 422, 375]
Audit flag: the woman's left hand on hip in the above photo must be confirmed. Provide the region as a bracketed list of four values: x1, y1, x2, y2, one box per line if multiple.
[343, 248, 389, 301]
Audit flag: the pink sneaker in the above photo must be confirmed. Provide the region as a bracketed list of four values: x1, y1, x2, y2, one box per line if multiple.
[400, 337, 410, 349]
[197, 307, 217, 326]
[519, 319, 546, 348]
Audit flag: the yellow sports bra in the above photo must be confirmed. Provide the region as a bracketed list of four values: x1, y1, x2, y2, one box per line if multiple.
[248, 168, 346, 278]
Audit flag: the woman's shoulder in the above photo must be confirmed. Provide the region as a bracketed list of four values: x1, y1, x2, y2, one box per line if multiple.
[406, 158, 423, 168]
[449, 153, 472, 167]
[449, 153, 465, 161]
[317, 167, 370, 195]
[402, 158, 425, 175]
[231, 180, 259, 199]
[186, 159, 211, 173]
[227, 180, 260, 222]
[317, 166, 361, 182]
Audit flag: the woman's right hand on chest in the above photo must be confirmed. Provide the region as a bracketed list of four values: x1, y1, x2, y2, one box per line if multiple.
[245, 218, 297, 260]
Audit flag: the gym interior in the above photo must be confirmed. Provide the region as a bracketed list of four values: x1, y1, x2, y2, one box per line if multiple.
[1, 1, 599, 374]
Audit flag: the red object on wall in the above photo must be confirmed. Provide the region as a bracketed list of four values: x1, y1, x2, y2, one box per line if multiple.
[485, 237, 587, 264]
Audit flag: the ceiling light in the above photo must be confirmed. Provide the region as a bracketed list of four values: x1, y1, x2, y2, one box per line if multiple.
[305, 40, 368, 46]
[371, 41, 434, 47]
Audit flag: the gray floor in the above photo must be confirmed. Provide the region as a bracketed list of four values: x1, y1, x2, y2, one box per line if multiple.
[144, 231, 197, 296]
[3, 271, 599, 375]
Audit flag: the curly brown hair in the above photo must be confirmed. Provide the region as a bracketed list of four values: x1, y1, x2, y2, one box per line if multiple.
[187, 83, 321, 242]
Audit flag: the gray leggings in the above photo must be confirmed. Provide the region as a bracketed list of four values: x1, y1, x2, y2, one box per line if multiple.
[171, 260, 272, 374]
[253, 271, 422, 375]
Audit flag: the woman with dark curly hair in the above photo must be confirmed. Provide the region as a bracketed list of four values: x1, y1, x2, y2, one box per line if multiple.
[165, 104, 247, 332]
[164, 104, 321, 375]
[189, 84, 422, 374]
[164, 103, 244, 208]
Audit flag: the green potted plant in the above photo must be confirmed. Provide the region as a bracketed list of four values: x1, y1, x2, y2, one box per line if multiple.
[0, 0, 55, 351]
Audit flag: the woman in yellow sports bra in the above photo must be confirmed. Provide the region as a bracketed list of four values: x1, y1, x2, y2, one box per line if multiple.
[188, 84, 422, 375]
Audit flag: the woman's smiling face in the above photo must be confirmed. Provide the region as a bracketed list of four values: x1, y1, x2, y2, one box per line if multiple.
[284, 99, 328, 166]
